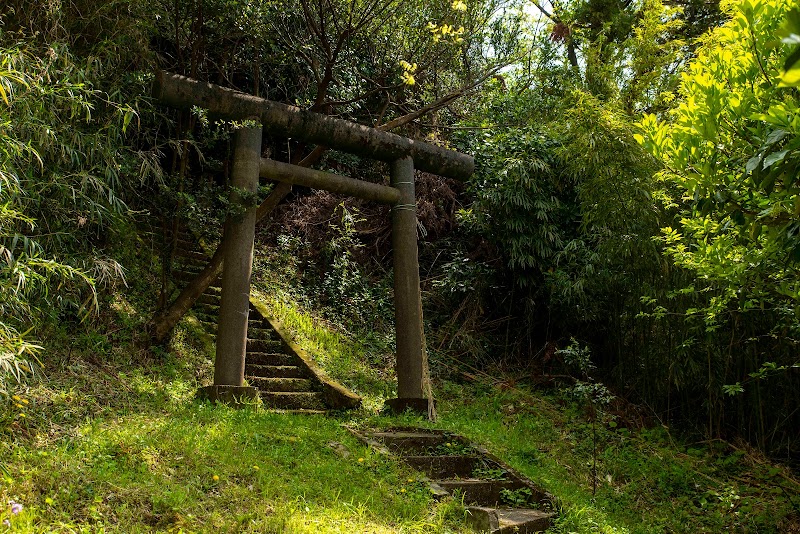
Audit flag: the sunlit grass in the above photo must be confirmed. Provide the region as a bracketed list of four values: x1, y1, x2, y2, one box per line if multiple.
[249, 285, 799, 534]
[2, 252, 797, 533]
[0, 307, 469, 533]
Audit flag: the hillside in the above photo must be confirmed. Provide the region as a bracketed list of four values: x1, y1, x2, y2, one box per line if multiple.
[3, 0, 800, 532]
[1, 241, 798, 532]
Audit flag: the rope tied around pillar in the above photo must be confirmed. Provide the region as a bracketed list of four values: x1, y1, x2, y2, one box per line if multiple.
[392, 203, 417, 212]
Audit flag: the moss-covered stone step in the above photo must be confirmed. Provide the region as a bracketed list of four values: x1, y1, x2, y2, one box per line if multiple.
[466, 507, 553, 534]
[402, 455, 502, 480]
[246, 339, 283, 352]
[245, 364, 308, 379]
[247, 327, 278, 340]
[173, 248, 209, 262]
[368, 430, 469, 456]
[247, 377, 316, 392]
[246, 352, 298, 367]
[437, 479, 546, 507]
[352, 428, 555, 534]
[196, 294, 221, 306]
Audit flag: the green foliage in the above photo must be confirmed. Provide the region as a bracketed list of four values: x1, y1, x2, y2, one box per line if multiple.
[459, 83, 661, 349]
[0, 26, 153, 393]
[321, 205, 392, 327]
[467, 127, 565, 286]
[499, 486, 534, 507]
[638, 0, 800, 303]
[379, 382, 800, 533]
[630, 0, 800, 451]
[777, 7, 800, 86]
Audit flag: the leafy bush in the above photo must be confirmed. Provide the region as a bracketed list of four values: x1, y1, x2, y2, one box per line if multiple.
[637, 0, 800, 451]
[0, 38, 148, 393]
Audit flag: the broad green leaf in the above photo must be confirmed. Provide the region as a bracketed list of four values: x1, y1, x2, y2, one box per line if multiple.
[765, 128, 787, 145]
[779, 65, 800, 86]
[763, 149, 789, 168]
[746, 155, 762, 173]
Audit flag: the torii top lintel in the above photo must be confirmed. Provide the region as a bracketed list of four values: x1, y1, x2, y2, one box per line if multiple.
[153, 71, 475, 181]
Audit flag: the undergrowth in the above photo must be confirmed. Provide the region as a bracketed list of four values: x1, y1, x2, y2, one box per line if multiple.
[2, 230, 799, 533]
[251, 228, 800, 533]
[0, 236, 470, 533]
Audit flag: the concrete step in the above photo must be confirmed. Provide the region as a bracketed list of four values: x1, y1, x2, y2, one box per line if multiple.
[436, 479, 546, 507]
[247, 339, 283, 352]
[194, 312, 218, 323]
[174, 262, 211, 274]
[260, 391, 326, 410]
[164, 233, 193, 244]
[194, 300, 218, 310]
[247, 327, 277, 340]
[197, 320, 217, 332]
[466, 507, 554, 534]
[174, 270, 222, 284]
[196, 299, 220, 311]
[196, 294, 221, 306]
[168, 240, 197, 252]
[247, 352, 298, 366]
[268, 409, 328, 415]
[248, 377, 316, 392]
[369, 431, 460, 455]
[245, 364, 307, 379]
[402, 455, 497, 480]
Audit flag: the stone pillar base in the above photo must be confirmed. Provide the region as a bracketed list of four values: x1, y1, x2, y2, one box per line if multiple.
[197, 385, 259, 407]
[384, 397, 435, 415]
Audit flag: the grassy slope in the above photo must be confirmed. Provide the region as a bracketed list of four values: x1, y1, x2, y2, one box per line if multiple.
[0, 239, 469, 533]
[0, 304, 470, 533]
[254, 288, 800, 534]
[1, 247, 799, 533]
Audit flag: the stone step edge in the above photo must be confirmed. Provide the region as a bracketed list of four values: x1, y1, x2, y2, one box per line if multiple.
[466, 506, 555, 534]
[347, 426, 558, 527]
[248, 297, 361, 411]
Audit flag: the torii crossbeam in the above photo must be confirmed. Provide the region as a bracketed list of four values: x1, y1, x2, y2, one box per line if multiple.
[154, 71, 475, 414]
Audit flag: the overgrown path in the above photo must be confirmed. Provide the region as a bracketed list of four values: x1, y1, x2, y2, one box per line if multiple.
[353, 427, 556, 533]
[166, 225, 360, 411]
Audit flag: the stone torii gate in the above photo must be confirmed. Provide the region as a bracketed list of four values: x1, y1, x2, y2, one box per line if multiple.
[154, 72, 474, 414]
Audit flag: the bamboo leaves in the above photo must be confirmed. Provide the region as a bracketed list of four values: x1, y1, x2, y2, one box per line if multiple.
[0, 38, 146, 393]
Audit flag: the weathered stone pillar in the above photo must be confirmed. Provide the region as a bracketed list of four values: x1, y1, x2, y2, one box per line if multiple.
[202, 122, 262, 403]
[386, 156, 430, 414]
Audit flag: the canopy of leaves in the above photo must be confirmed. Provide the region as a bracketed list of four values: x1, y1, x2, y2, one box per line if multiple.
[638, 0, 800, 316]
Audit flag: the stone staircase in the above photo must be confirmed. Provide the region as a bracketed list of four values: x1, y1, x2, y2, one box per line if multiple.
[166, 226, 360, 412]
[352, 428, 555, 534]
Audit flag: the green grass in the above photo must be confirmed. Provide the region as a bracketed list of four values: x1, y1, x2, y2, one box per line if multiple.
[0, 315, 471, 533]
[359, 384, 800, 534]
[1, 403, 467, 532]
[2, 252, 799, 533]
[250, 278, 800, 533]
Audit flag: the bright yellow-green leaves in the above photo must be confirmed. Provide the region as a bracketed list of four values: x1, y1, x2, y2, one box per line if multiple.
[637, 0, 800, 317]
[777, 7, 800, 86]
[425, 0, 468, 45]
[427, 22, 465, 44]
[399, 60, 417, 86]
[0, 55, 28, 107]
